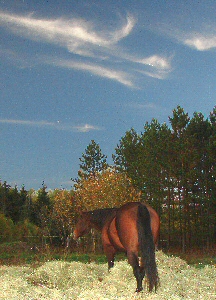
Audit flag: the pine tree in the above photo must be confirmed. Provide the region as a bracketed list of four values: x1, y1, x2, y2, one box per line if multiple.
[78, 140, 108, 180]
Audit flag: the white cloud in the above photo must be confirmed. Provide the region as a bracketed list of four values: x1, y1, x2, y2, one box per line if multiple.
[127, 102, 158, 110]
[138, 69, 170, 80]
[74, 124, 101, 132]
[53, 59, 134, 87]
[111, 15, 136, 43]
[0, 11, 134, 52]
[137, 55, 171, 70]
[115, 53, 172, 80]
[0, 10, 172, 86]
[157, 19, 216, 52]
[125, 102, 168, 118]
[184, 34, 216, 51]
[0, 119, 101, 132]
[162, 24, 216, 51]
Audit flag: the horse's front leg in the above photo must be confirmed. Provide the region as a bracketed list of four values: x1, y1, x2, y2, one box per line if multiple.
[102, 226, 117, 271]
[103, 243, 116, 271]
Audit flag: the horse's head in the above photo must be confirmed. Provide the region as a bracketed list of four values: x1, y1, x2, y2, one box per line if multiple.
[73, 212, 91, 240]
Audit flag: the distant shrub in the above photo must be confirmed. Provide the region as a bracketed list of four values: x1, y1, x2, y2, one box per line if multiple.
[15, 219, 40, 241]
[0, 214, 14, 242]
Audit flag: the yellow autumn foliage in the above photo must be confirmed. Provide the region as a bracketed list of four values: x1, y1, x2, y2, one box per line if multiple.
[74, 169, 141, 211]
[51, 190, 76, 236]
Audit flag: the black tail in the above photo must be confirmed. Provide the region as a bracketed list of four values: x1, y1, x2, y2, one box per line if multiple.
[137, 204, 159, 292]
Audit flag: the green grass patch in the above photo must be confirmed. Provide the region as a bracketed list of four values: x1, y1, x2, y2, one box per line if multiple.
[166, 248, 216, 268]
[0, 242, 127, 266]
[0, 241, 214, 269]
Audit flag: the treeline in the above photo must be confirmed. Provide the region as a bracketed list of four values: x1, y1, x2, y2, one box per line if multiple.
[0, 182, 76, 245]
[0, 172, 140, 248]
[0, 106, 215, 252]
[113, 106, 216, 251]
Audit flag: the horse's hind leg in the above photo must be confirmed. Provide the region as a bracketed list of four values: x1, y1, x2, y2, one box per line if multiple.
[139, 259, 145, 288]
[127, 251, 144, 292]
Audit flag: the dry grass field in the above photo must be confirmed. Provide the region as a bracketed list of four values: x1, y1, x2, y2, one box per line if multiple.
[0, 251, 215, 299]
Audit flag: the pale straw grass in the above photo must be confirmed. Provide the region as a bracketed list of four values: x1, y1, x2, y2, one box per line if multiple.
[0, 251, 215, 299]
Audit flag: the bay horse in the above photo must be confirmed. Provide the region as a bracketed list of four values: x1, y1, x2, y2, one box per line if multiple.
[73, 202, 160, 292]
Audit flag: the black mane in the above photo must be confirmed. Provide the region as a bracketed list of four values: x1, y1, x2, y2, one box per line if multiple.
[88, 207, 118, 230]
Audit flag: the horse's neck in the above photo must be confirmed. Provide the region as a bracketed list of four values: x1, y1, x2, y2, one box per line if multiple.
[89, 209, 117, 231]
[89, 215, 105, 231]
[91, 220, 103, 231]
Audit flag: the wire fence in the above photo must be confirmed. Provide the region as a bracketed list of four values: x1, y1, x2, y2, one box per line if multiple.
[0, 231, 104, 254]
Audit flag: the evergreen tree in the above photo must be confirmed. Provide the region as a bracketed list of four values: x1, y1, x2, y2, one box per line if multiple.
[0, 181, 10, 215]
[78, 140, 108, 180]
[113, 106, 216, 250]
[32, 182, 52, 230]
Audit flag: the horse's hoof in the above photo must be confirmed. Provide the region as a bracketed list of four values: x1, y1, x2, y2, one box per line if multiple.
[135, 287, 143, 293]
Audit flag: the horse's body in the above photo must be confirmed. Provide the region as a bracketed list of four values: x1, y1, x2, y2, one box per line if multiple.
[74, 202, 159, 292]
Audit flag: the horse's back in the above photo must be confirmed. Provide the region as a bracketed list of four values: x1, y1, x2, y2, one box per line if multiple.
[115, 202, 160, 249]
[102, 202, 160, 252]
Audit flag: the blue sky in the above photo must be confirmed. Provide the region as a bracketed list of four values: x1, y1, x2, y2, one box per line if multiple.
[0, 0, 215, 190]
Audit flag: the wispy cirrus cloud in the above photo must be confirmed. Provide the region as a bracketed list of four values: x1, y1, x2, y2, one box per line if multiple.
[0, 11, 134, 49]
[0, 119, 101, 133]
[162, 23, 216, 51]
[183, 33, 216, 51]
[136, 55, 173, 80]
[125, 101, 168, 118]
[0, 10, 136, 60]
[0, 10, 172, 86]
[135, 55, 172, 70]
[74, 124, 101, 132]
[127, 102, 159, 111]
[52, 59, 134, 87]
